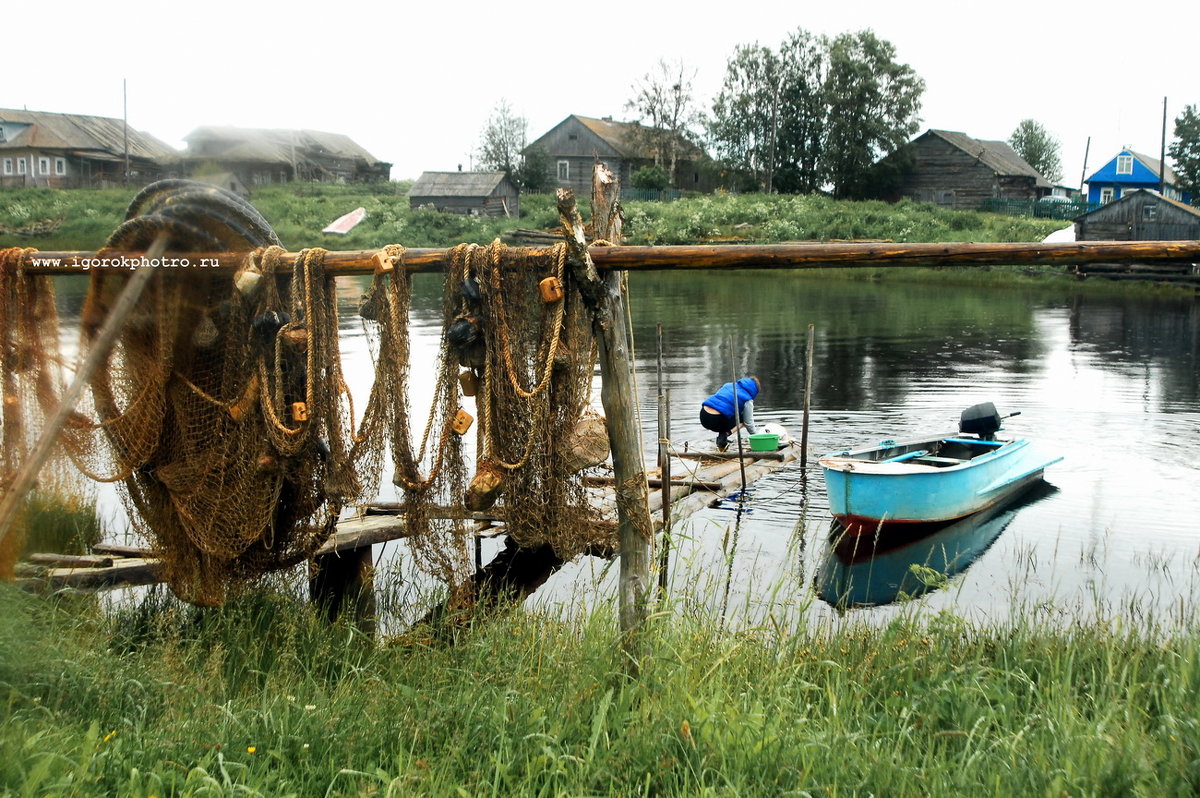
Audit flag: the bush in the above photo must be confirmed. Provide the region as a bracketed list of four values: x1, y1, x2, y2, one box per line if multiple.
[631, 165, 670, 191]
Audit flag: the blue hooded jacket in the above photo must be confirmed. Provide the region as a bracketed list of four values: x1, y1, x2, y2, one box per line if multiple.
[702, 377, 759, 418]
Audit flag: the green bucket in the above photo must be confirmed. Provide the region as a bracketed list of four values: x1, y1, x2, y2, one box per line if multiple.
[748, 433, 780, 452]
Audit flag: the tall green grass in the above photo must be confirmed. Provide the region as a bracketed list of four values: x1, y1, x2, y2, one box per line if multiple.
[3, 184, 1063, 252]
[3, 567, 1199, 796]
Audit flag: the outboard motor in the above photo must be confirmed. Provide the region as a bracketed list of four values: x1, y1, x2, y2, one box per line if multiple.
[960, 402, 1003, 440]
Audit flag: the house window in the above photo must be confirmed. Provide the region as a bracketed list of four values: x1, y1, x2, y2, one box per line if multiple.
[2, 158, 11, 175]
[1143, 204, 1157, 221]
[17, 157, 26, 175]
[38, 157, 49, 175]
[939, 190, 955, 207]
[1116, 155, 1133, 175]
[0, 125, 6, 142]
[54, 157, 66, 176]
[1100, 187, 1114, 204]
[557, 160, 569, 181]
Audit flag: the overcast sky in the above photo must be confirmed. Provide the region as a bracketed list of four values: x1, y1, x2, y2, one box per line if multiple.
[5, 0, 1197, 188]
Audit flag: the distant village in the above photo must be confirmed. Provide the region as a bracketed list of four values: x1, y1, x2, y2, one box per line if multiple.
[2, 107, 1196, 242]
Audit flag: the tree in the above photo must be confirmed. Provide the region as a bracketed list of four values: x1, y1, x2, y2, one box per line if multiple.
[707, 28, 924, 196]
[773, 29, 827, 194]
[476, 100, 551, 192]
[476, 99, 527, 177]
[514, 145, 553, 193]
[625, 59, 701, 186]
[1009, 119, 1063, 184]
[821, 31, 924, 198]
[1168, 104, 1200, 199]
[708, 44, 781, 191]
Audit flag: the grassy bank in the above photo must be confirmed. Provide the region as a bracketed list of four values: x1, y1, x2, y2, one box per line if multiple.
[2, 581, 1198, 796]
[3, 183, 1065, 252]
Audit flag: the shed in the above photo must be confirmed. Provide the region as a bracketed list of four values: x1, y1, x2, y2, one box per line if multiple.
[1075, 189, 1200, 241]
[407, 172, 518, 217]
[872, 129, 1053, 208]
[193, 171, 250, 198]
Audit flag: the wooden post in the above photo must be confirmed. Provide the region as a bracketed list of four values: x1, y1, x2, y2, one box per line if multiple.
[309, 546, 376, 633]
[657, 323, 672, 593]
[801, 323, 815, 466]
[558, 166, 653, 653]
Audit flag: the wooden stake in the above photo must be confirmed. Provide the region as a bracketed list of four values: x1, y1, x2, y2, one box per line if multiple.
[559, 167, 653, 651]
[801, 323, 815, 466]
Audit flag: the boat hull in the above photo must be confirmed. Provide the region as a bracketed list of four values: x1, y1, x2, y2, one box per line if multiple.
[819, 434, 1061, 536]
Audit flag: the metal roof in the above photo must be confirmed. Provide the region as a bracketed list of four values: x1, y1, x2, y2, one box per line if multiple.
[0, 108, 177, 161]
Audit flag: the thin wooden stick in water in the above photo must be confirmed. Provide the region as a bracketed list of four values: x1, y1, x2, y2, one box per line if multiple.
[801, 323, 815, 466]
[0, 233, 168, 546]
[730, 339, 748, 500]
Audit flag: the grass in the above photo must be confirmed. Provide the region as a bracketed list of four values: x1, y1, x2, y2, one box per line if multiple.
[3, 572, 1200, 796]
[3, 183, 1063, 252]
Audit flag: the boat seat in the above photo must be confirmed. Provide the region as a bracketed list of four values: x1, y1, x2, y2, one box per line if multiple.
[881, 449, 928, 463]
[913, 455, 966, 465]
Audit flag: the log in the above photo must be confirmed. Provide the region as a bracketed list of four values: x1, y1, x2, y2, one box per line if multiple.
[668, 449, 789, 461]
[583, 475, 725, 492]
[26, 553, 113, 568]
[16, 239, 1200, 276]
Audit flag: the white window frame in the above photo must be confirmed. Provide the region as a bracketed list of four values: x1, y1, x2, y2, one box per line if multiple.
[1116, 155, 1133, 175]
[1143, 204, 1157, 221]
[557, 160, 569, 181]
[2, 158, 11, 175]
[1100, 187, 1114, 204]
[38, 156, 49, 175]
[54, 157, 66, 176]
[17, 157, 27, 175]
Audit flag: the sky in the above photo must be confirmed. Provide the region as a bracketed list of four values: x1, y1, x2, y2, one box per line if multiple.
[5, 0, 1198, 188]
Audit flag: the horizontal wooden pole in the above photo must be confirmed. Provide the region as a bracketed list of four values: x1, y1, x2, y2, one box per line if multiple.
[12, 240, 1200, 276]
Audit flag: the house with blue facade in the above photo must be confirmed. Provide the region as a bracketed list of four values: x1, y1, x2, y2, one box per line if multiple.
[1085, 149, 1189, 205]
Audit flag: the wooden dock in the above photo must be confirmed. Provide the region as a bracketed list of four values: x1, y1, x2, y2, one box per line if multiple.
[14, 443, 803, 595]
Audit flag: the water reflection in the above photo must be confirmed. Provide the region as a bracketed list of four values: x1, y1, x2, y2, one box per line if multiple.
[815, 481, 1059, 608]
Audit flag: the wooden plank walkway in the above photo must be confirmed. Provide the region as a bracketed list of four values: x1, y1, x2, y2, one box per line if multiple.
[15, 443, 803, 593]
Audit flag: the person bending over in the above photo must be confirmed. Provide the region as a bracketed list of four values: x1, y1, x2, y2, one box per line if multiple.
[700, 376, 760, 450]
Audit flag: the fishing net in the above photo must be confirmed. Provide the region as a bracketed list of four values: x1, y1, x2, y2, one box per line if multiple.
[1, 180, 610, 605]
[53, 181, 360, 605]
[0, 246, 87, 575]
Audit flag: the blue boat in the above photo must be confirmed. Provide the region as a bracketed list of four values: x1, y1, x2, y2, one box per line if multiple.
[818, 403, 1061, 536]
[815, 481, 1058, 607]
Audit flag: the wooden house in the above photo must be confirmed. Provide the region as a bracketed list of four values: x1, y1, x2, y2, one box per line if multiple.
[872, 129, 1053, 208]
[407, 171, 518, 217]
[526, 114, 709, 195]
[1084, 150, 1188, 205]
[182, 127, 391, 186]
[1074, 189, 1200, 241]
[0, 108, 177, 188]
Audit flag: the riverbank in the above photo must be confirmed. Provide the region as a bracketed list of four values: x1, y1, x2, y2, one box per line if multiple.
[0, 183, 1071, 251]
[3, 582, 1197, 796]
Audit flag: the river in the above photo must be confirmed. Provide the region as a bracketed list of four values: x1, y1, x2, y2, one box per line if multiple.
[60, 269, 1200, 628]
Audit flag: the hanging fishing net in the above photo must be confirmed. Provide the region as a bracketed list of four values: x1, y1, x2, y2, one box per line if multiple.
[1, 180, 611, 605]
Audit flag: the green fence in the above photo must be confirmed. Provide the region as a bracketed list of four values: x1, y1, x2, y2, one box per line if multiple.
[980, 197, 1094, 220]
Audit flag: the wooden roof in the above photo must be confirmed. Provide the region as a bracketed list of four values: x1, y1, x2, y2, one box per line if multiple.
[0, 108, 176, 161]
[183, 126, 387, 166]
[1074, 188, 1200, 220]
[531, 115, 705, 161]
[408, 171, 512, 197]
[925, 129, 1053, 188]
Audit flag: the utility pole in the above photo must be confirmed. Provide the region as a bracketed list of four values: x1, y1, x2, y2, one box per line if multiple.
[122, 79, 130, 186]
[1160, 96, 1168, 194]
